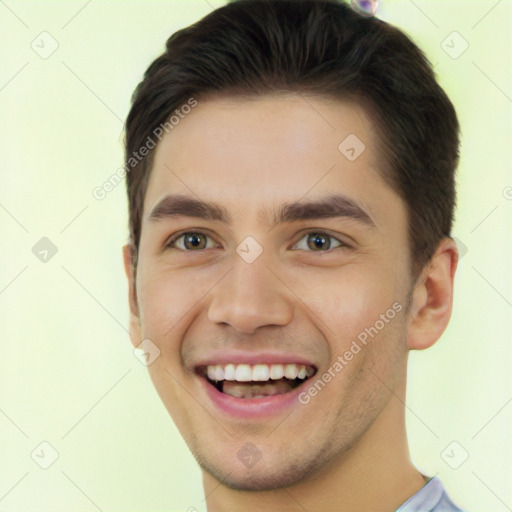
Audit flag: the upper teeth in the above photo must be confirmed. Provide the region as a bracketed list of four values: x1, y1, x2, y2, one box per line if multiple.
[205, 363, 315, 382]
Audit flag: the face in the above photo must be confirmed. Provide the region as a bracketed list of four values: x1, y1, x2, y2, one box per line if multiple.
[127, 94, 415, 490]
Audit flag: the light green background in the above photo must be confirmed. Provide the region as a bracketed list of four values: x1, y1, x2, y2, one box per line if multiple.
[0, 1, 510, 510]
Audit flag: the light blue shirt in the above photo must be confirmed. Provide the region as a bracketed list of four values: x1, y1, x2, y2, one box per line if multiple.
[395, 476, 465, 511]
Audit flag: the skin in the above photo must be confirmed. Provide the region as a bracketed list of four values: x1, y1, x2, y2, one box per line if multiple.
[123, 94, 458, 512]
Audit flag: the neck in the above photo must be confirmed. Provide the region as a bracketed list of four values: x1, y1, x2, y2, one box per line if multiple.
[202, 372, 426, 512]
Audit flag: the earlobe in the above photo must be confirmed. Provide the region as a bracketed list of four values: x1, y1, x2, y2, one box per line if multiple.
[122, 244, 142, 348]
[407, 238, 458, 351]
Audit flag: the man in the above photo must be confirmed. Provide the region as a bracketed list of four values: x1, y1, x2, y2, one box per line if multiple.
[122, 0, 466, 510]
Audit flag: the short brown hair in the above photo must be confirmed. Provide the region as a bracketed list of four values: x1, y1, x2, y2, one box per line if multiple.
[124, 0, 460, 277]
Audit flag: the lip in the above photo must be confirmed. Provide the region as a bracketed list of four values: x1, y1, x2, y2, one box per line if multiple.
[198, 372, 310, 419]
[192, 350, 317, 368]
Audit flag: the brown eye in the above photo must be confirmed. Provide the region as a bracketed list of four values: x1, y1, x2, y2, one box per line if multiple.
[167, 232, 214, 251]
[307, 233, 331, 251]
[183, 233, 207, 250]
[293, 232, 345, 252]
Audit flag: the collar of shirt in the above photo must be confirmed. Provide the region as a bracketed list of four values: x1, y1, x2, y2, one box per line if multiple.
[394, 476, 466, 512]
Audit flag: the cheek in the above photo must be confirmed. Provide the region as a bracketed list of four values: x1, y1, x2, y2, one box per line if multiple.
[136, 264, 209, 339]
[302, 265, 403, 345]
[136, 267, 210, 432]
[303, 272, 408, 412]
[145, 360, 208, 449]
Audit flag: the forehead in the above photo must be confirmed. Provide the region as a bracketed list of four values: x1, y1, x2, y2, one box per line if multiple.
[143, 94, 402, 227]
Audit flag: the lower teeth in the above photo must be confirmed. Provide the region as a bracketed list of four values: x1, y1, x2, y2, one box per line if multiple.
[216, 378, 303, 398]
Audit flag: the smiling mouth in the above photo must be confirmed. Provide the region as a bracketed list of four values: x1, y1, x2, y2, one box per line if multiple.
[197, 363, 317, 399]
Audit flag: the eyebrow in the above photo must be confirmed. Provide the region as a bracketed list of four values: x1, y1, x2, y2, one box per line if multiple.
[148, 193, 375, 228]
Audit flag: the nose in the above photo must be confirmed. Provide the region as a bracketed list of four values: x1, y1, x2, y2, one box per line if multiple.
[207, 256, 294, 334]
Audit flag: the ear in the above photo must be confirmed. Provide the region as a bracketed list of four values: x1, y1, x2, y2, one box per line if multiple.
[123, 244, 142, 348]
[407, 238, 458, 350]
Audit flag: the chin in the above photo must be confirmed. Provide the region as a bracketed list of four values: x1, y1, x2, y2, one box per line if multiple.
[204, 466, 306, 491]
[194, 447, 329, 491]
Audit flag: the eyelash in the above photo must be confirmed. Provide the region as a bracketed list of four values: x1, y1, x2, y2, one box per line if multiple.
[165, 230, 349, 253]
